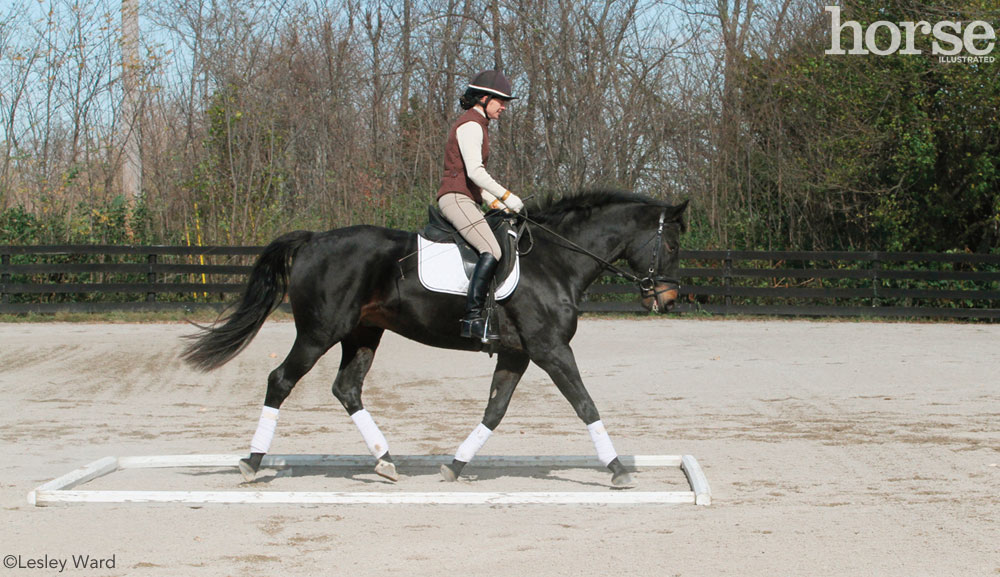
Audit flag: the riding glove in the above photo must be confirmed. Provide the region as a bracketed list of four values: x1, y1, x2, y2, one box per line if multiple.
[483, 190, 523, 213]
[502, 191, 524, 213]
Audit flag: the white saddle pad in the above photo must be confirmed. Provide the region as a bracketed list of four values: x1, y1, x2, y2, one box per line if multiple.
[417, 235, 519, 300]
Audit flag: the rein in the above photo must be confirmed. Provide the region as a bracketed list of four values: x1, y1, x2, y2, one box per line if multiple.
[516, 208, 679, 306]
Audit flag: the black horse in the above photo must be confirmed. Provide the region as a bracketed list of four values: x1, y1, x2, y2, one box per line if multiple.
[182, 190, 687, 487]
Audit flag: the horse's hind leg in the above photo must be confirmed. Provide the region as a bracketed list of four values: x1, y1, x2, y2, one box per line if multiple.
[331, 326, 398, 481]
[239, 335, 328, 482]
[441, 351, 530, 481]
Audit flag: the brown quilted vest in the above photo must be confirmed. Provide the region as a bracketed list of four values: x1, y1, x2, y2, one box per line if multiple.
[437, 108, 490, 204]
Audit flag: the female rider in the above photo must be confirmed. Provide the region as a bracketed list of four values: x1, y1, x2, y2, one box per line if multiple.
[437, 70, 524, 341]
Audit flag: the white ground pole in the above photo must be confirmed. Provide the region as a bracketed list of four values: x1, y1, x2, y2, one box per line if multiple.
[28, 454, 711, 507]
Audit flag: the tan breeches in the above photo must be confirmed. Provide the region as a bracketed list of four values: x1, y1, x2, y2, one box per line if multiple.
[438, 193, 502, 260]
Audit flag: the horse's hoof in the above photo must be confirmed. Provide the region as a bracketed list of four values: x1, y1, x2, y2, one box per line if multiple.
[611, 470, 635, 488]
[439, 463, 459, 482]
[238, 458, 257, 483]
[375, 459, 399, 482]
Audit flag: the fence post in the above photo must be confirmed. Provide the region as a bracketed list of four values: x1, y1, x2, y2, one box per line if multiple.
[146, 253, 157, 303]
[723, 251, 733, 313]
[1, 252, 9, 305]
[871, 251, 881, 309]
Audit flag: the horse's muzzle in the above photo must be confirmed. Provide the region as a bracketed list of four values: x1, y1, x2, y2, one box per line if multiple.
[640, 282, 679, 313]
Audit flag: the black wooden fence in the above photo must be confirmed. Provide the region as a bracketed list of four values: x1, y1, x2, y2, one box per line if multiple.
[2, 246, 999, 319]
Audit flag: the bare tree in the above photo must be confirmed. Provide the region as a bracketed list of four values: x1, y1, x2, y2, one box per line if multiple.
[2, 0, 708, 243]
[0, 7, 39, 199]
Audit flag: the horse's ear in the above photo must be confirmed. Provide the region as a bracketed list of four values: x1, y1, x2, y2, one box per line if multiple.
[668, 199, 690, 220]
[663, 199, 689, 232]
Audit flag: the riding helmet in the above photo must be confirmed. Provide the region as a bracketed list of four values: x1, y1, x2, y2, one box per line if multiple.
[467, 70, 519, 100]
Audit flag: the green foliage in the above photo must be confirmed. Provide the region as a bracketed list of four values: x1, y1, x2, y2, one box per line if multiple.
[736, 0, 1000, 252]
[0, 206, 42, 244]
[1, 196, 152, 245]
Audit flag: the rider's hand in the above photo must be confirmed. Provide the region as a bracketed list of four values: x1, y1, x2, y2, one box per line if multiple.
[501, 191, 524, 213]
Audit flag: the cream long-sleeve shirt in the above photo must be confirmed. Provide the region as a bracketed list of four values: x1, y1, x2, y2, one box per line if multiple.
[455, 108, 508, 200]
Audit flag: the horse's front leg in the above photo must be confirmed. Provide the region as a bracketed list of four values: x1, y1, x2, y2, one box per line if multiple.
[530, 343, 634, 487]
[440, 351, 530, 481]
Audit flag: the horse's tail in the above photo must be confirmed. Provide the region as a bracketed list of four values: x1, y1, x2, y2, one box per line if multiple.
[181, 230, 314, 372]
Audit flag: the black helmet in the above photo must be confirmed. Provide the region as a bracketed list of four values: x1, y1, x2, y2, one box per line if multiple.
[467, 70, 518, 100]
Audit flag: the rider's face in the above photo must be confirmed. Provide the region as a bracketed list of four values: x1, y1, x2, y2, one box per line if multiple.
[481, 97, 509, 120]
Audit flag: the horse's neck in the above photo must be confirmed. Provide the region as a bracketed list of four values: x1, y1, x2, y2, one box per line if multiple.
[543, 213, 629, 289]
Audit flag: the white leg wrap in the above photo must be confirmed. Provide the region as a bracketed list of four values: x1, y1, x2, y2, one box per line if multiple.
[351, 409, 389, 459]
[249, 406, 280, 454]
[587, 420, 618, 466]
[455, 423, 493, 463]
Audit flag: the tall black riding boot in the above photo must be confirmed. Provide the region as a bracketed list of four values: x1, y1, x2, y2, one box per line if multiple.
[460, 253, 500, 341]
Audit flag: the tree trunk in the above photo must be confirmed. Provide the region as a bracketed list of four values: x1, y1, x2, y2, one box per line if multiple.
[121, 0, 142, 237]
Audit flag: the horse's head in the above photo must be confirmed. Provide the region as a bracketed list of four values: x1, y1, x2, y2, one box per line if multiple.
[624, 199, 688, 313]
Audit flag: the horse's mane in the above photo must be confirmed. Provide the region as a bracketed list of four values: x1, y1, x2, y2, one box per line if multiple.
[529, 189, 672, 225]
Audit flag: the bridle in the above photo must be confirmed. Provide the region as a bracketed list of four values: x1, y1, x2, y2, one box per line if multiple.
[515, 208, 680, 310]
[637, 210, 680, 312]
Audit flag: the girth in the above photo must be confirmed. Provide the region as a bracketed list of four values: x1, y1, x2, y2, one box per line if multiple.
[421, 205, 519, 283]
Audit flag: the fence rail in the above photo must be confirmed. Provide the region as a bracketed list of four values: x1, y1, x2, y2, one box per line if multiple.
[2, 246, 999, 319]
